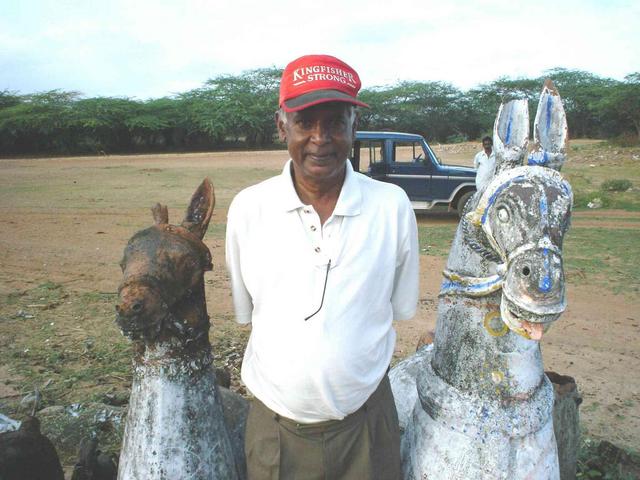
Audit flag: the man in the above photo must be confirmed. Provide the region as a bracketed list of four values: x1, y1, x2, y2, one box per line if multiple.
[225, 54, 419, 480]
[474, 135, 496, 190]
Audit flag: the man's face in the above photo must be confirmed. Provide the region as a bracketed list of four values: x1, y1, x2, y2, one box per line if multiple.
[483, 140, 493, 152]
[277, 102, 357, 185]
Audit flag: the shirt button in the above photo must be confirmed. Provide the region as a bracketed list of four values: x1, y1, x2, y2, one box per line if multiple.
[310, 225, 317, 231]
[314, 247, 321, 253]
[304, 209, 311, 214]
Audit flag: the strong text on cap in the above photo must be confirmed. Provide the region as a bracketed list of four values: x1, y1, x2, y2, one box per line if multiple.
[292, 65, 356, 87]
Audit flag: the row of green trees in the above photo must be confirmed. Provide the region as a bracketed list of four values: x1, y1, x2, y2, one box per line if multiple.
[1, 68, 638, 155]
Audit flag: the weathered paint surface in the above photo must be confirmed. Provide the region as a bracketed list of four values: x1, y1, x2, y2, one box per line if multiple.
[118, 343, 238, 479]
[401, 295, 559, 479]
[389, 344, 433, 432]
[391, 81, 572, 480]
[529, 80, 568, 171]
[116, 179, 240, 480]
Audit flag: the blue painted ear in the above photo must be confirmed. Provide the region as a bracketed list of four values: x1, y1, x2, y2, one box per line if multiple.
[495, 99, 529, 148]
[493, 99, 529, 175]
[492, 80, 568, 177]
[529, 79, 568, 171]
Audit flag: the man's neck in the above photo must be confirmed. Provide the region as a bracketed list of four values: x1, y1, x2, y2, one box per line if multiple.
[291, 163, 346, 225]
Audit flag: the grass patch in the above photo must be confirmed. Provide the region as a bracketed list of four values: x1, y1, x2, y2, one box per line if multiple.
[418, 224, 458, 257]
[572, 192, 639, 210]
[0, 282, 251, 412]
[0, 283, 131, 411]
[573, 216, 640, 223]
[578, 437, 640, 479]
[563, 227, 640, 295]
[609, 133, 640, 148]
[601, 179, 633, 192]
[564, 157, 640, 211]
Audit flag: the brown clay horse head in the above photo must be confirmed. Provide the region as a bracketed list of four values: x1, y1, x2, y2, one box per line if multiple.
[114, 179, 241, 480]
[115, 179, 215, 346]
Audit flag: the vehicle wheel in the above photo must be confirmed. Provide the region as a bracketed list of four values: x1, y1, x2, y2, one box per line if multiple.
[456, 191, 475, 218]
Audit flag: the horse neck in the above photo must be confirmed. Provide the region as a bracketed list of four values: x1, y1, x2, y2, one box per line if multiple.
[429, 222, 544, 401]
[133, 281, 213, 375]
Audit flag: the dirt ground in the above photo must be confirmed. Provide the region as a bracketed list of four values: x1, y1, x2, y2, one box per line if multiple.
[1, 143, 639, 455]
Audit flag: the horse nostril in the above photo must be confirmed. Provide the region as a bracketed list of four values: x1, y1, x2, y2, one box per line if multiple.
[131, 301, 144, 313]
[522, 266, 531, 277]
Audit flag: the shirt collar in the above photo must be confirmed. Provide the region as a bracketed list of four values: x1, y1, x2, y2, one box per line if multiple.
[333, 160, 361, 217]
[280, 160, 306, 211]
[279, 159, 361, 216]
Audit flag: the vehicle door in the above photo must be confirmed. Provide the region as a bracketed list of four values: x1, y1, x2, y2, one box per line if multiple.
[388, 140, 432, 201]
[422, 141, 453, 200]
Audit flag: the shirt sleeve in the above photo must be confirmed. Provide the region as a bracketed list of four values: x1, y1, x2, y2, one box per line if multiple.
[391, 195, 419, 321]
[225, 196, 253, 325]
[473, 152, 482, 169]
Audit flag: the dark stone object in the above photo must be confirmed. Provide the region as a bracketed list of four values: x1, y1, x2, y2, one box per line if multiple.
[71, 437, 117, 480]
[0, 416, 64, 480]
[546, 371, 581, 480]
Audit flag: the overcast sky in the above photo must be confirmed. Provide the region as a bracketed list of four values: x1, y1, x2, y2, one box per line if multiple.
[1, 0, 638, 100]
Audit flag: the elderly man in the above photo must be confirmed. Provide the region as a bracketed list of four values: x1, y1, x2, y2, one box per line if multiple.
[225, 54, 419, 480]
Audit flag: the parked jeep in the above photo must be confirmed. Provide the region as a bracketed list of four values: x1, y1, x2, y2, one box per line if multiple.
[349, 131, 476, 216]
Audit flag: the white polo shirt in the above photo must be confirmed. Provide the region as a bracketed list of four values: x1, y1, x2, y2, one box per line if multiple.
[225, 159, 419, 423]
[474, 149, 496, 191]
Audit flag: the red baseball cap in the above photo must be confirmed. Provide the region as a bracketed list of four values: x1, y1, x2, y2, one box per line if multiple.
[279, 54, 369, 112]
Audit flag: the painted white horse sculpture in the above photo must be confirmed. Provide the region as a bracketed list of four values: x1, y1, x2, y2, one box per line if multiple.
[115, 179, 240, 479]
[391, 80, 572, 479]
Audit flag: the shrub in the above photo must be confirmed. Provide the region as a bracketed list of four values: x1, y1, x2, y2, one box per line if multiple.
[601, 179, 632, 192]
[445, 133, 468, 144]
[610, 132, 640, 147]
[573, 193, 609, 209]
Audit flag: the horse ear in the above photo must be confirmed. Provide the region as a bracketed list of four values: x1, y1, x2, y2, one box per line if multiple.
[528, 79, 568, 171]
[493, 98, 529, 175]
[152, 203, 169, 224]
[181, 178, 215, 239]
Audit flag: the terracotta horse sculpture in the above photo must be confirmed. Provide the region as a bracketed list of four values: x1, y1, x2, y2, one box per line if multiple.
[391, 81, 572, 479]
[115, 179, 240, 479]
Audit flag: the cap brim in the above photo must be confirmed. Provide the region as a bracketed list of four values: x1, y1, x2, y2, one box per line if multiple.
[282, 89, 369, 112]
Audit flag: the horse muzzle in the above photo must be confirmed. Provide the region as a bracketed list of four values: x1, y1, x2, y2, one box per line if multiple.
[115, 283, 164, 341]
[500, 246, 566, 340]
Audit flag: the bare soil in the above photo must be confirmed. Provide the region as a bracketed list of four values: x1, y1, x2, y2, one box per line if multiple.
[0, 147, 639, 455]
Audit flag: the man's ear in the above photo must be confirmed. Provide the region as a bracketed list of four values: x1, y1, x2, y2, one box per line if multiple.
[275, 111, 287, 142]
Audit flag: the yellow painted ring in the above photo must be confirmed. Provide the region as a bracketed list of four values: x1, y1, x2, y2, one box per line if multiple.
[484, 311, 509, 337]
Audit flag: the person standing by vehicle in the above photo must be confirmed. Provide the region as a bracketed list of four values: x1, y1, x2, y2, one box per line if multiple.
[474, 136, 496, 190]
[225, 54, 419, 480]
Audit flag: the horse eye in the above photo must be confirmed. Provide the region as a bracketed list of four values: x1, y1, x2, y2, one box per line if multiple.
[497, 207, 510, 223]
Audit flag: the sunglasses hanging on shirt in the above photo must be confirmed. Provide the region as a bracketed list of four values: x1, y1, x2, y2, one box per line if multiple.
[304, 260, 331, 321]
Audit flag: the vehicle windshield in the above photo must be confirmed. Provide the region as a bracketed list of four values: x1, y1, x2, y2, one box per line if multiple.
[422, 140, 440, 166]
[427, 141, 476, 168]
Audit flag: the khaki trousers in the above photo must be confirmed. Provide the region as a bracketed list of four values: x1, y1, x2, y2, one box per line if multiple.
[244, 375, 402, 480]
